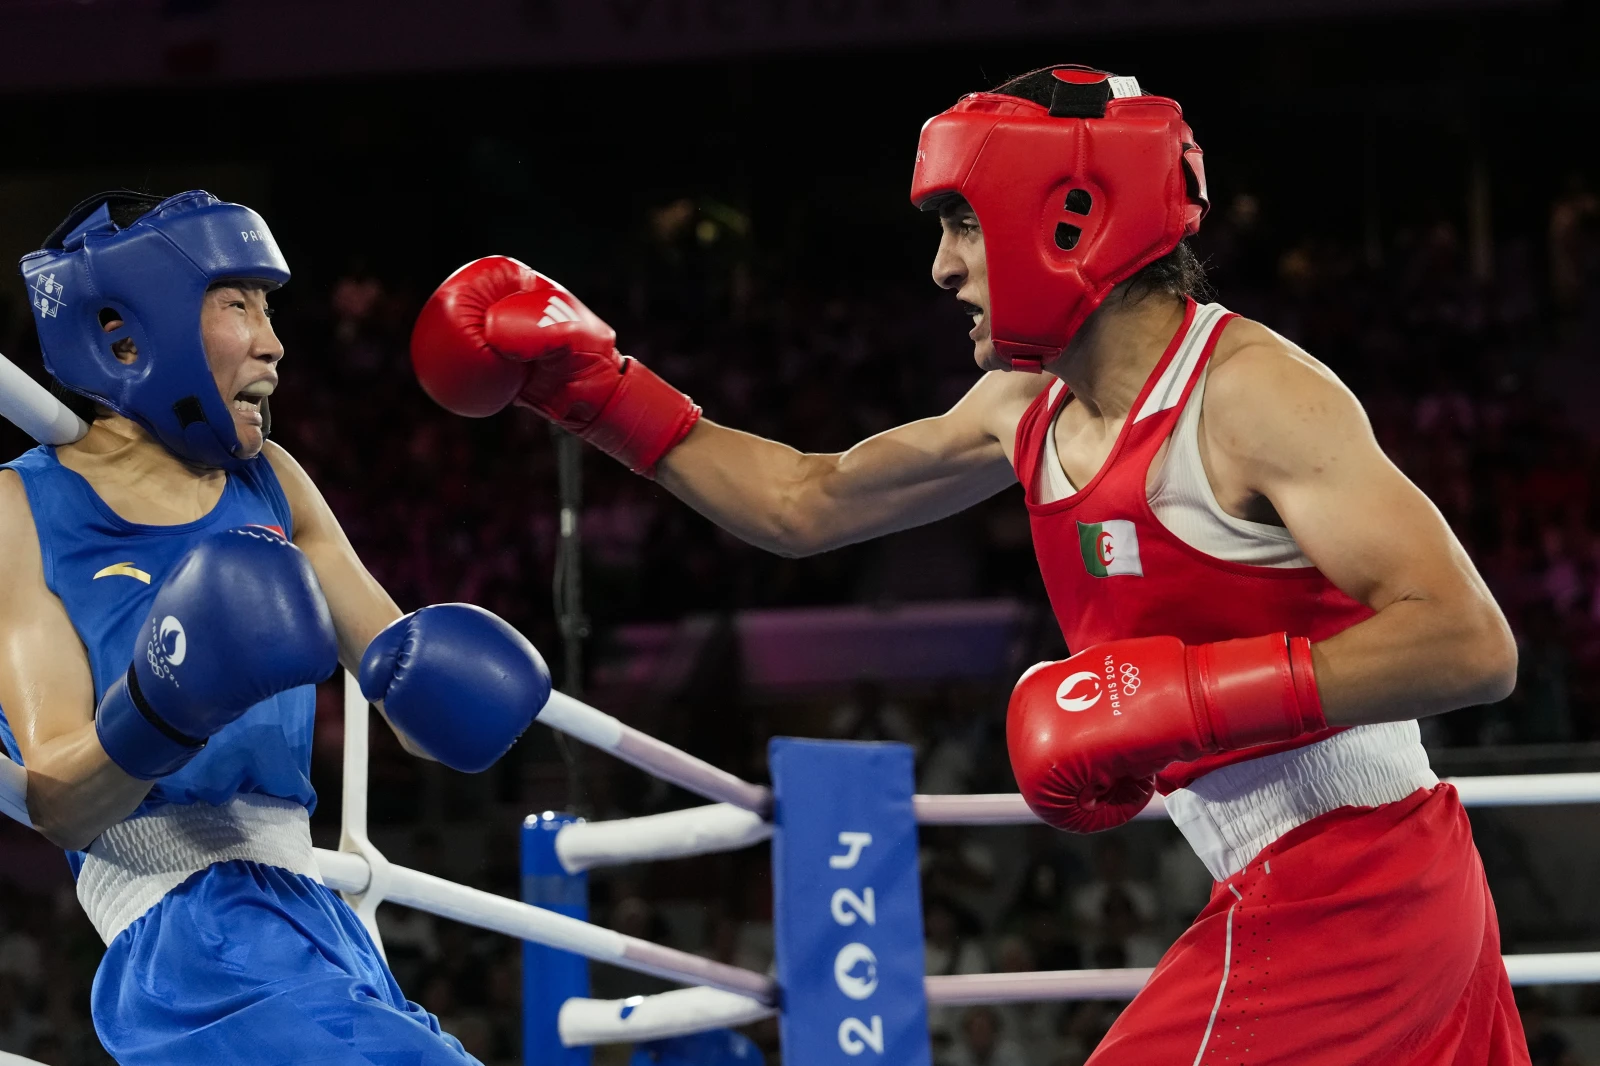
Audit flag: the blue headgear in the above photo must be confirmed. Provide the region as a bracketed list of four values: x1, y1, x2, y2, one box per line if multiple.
[630, 1029, 764, 1066]
[20, 189, 290, 468]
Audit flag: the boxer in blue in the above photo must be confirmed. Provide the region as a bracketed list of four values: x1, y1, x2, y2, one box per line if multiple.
[0, 190, 550, 1064]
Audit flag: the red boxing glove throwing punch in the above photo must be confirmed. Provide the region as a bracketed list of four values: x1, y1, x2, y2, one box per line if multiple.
[1007, 633, 1325, 833]
[410, 256, 701, 476]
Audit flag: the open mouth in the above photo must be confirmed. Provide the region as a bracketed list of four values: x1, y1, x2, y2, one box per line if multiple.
[232, 382, 273, 422]
[959, 300, 986, 338]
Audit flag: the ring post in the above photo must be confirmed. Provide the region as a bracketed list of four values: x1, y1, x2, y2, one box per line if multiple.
[770, 739, 931, 1065]
[523, 813, 591, 1066]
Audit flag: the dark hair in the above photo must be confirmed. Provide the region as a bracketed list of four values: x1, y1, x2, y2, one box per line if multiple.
[1121, 239, 1210, 304]
[41, 189, 166, 249]
[987, 67, 1210, 304]
[991, 65, 1082, 104]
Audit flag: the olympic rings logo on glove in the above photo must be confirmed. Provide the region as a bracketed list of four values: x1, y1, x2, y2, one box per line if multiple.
[1119, 662, 1141, 695]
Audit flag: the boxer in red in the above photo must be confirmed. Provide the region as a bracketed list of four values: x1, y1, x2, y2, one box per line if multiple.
[410, 66, 1529, 1065]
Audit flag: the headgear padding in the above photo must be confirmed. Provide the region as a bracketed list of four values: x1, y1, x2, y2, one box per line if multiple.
[21, 189, 291, 467]
[910, 65, 1208, 372]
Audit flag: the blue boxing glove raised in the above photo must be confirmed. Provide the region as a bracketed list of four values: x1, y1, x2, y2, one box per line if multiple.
[96, 527, 339, 780]
[359, 604, 551, 772]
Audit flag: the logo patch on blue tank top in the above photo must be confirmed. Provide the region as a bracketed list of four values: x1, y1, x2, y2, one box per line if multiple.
[93, 561, 152, 584]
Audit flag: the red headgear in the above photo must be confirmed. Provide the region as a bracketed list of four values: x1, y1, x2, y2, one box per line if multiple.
[910, 66, 1209, 372]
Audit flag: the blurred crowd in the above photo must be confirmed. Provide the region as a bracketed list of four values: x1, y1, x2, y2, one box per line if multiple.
[1, 166, 1599, 1064]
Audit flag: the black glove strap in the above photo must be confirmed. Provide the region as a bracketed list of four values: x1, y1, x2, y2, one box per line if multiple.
[123, 667, 205, 750]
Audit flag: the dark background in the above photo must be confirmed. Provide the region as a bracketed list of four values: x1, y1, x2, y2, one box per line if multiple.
[0, 2, 1598, 1064]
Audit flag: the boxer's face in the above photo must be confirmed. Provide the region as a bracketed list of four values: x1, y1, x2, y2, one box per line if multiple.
[201, 282, 282, 459]
[931, 197, 996, 369]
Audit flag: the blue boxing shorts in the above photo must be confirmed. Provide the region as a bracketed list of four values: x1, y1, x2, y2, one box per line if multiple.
[91, 860, 478, 1065]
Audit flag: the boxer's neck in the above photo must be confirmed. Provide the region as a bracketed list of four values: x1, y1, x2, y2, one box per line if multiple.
[56, 414, 228, 526]
[1047, 292, 1189, 421]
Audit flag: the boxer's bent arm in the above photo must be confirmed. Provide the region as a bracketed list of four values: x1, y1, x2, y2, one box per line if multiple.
[1203, 324, 1517, 724]
[262, 443, 432, 759]
[0, 472, 151, 849]
[656, 370, 1037, 557]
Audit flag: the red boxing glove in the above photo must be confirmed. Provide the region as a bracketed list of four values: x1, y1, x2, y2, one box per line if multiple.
[410, 256, 701, 476]
[1007, 633, 1324, 833]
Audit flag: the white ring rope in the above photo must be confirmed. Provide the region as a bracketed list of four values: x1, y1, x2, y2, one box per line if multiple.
[557, 987, 780, 1048]
[549, 952, 1600, 1048]
[312, 840, 776, 1002]
[325, 681, 778, 1003]
[539, 693, 773, 815]
[913, 774, 1600, 826]
[548, 773, 1600, 872]
[0, 348, 88, 448]
[553, 803, 772, 874]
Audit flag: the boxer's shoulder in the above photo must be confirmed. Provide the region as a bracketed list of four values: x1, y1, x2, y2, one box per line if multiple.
[0, 469, 50, 617]
[259, 439, 308, 491]
[1207, 315, 1344, 393]
[258, 440, 316, 523]
[1201, 315, 1371, 482]
[0, 469, 39, 550]
[257, 440, 349, 557]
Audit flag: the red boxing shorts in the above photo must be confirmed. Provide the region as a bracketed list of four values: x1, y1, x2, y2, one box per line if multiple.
[1089, 784, 1530, 1066]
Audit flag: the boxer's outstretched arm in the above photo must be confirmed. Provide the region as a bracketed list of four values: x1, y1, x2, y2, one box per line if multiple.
[413, 258, 1035, 548]
[0, 471, 151, 849]
[657, 369, 1038, 557]
[1202, 321, 1517, 723]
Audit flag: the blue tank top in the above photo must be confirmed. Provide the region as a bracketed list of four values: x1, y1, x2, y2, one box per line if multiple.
[0, 447, 318, 873]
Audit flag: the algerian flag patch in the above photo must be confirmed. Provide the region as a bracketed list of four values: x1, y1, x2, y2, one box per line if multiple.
[1077, 520, 1143, 578]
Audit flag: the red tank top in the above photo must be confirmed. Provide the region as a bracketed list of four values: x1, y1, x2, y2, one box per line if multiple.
[1012, 299, 1373, 792]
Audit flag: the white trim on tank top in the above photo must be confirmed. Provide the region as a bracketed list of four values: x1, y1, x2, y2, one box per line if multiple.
[1035, 302, 1313, 568]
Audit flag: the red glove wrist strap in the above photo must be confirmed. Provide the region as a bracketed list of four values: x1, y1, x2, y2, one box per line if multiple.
[1191, 633, 1326, 751]
[578, 357, 702, 478]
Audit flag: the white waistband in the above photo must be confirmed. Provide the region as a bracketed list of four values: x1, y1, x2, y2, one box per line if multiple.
[77, 794, 320, 945]
[1165, 721, 1438, 882]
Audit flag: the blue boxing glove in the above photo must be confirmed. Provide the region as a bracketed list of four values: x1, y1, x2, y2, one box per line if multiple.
[359, 604, 550, 772]
[96, 527, 339, 780]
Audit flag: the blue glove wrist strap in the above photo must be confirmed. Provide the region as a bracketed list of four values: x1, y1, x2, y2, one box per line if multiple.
[95, 668, 206, 781]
